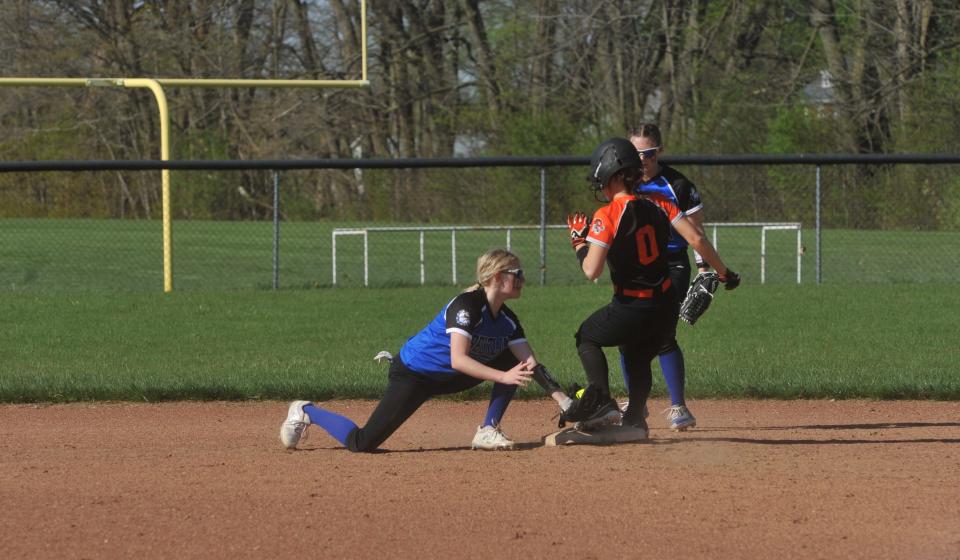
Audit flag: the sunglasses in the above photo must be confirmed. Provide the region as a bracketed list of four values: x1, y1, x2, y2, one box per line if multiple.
[637, 146, 660, 159]
[503, 268, 525, 280]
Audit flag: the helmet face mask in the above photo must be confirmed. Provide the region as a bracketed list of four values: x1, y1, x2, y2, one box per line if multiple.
[586, 138, 642, 197]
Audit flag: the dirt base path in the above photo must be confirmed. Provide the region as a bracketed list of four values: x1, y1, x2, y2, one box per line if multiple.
[2, 399, 959, 559]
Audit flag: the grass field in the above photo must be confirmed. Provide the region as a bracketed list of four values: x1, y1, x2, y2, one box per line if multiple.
[2, 218, 958, 291]
[1, 283, 957, 403]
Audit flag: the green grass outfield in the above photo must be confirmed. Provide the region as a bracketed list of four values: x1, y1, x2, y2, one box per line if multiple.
[1, 284, 957, 403]
[1, 218, 958, 291]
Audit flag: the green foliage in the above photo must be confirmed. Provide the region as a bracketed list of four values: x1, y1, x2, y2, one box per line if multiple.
[893, 47, 960, 239]
[0, 123, 113, 218]
[3, 2, 960, 231]
[490, 110, 586, 156]
[764, 105, 835, 154]
[468, 109, 597, 223]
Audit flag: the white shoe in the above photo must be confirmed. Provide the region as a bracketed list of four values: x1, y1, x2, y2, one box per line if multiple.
[471, 423, 515, 450]
[280, 400, 312, 449]
[664, 405, 697, 431]
[618, 400, 650, 419]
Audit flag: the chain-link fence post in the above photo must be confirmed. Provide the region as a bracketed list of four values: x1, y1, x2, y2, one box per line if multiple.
[273, 171, 280, 290]
[540, 167, 547, 286]
[815, 165, 822, 284]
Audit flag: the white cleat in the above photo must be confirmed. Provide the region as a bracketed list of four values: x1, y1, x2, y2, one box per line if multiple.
[664, 405, 697, 431]
[471, 423, 515, 450]
[280, 400, 312, 449]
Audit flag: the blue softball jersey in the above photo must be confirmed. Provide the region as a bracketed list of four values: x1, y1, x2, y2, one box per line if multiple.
[398, 287, 527, 377]
[634, 165, 703, 253]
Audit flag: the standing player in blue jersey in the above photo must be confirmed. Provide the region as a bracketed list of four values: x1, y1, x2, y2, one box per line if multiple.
[279, 249, 572, 452]
[627, 123, 710, 431]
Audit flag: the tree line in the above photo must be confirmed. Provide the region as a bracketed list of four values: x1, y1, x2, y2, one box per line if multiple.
[1, 0, 958, 229]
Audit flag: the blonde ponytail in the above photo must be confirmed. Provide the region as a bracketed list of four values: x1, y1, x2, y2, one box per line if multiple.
[465, 248, 520, 291]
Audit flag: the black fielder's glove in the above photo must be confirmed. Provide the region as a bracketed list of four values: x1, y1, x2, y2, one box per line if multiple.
[557, 383, 621, 430]
[558, 384, 602, 428]
[679, 271, 721, 326]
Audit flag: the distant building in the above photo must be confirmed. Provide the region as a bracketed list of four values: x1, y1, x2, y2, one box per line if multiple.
[453, 134, 486, 157]
[803, 70, 839, 116]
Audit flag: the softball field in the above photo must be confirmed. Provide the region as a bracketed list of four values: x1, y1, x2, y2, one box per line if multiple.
[2, 398, 958, 559]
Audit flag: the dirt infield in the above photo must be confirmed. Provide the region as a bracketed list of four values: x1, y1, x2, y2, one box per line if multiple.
[2, 399, 958, 559]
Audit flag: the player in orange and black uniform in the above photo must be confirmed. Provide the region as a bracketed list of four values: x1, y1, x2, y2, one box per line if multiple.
[560, 138, 739, 432]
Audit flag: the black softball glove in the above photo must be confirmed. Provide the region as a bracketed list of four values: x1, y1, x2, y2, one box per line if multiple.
[679, 271, 721, 326]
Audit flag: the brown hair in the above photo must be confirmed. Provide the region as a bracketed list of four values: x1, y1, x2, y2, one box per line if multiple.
[613, 167, 645, 190]
[627, 123, 663, 147]
[466, 248, 520, 291]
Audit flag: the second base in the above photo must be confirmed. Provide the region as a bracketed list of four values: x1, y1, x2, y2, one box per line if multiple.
[543, 424, 648, 446]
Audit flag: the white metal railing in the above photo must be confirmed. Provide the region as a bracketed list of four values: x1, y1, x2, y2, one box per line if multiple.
[704, 222, 803, 284]
[332, 222, 802, 286]
[332, 225, 565, 286]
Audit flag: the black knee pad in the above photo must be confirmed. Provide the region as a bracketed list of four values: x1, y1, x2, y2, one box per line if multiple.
[578, 339, 602, 357]
[658, 337, 680, 356]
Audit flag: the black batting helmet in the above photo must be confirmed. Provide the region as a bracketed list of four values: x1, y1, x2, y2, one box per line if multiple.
[586, 137, 642, 192]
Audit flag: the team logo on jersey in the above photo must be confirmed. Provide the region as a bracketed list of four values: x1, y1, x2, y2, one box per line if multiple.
[456, 309, 471, 326]
[592, 219, 605, 234]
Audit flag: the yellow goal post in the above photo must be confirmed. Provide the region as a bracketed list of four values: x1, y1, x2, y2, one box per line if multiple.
[0, 0, 368, 292]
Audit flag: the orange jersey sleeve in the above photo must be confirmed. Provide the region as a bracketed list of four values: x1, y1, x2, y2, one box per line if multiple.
[586, 196, 629, 248]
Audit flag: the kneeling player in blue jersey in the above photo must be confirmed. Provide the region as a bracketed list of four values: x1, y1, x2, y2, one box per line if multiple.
[279, 248, 572, 452]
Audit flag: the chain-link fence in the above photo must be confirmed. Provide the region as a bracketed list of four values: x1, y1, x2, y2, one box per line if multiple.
[1, 156, 957, 291]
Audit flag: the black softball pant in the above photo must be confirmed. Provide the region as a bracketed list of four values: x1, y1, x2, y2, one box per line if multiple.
[344, 351, 519, 452]
[574, 294, 678, 421]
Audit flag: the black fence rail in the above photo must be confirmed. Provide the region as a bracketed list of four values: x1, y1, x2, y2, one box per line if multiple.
[4, 153, 960, 172]
[1, 154, 957, 291]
